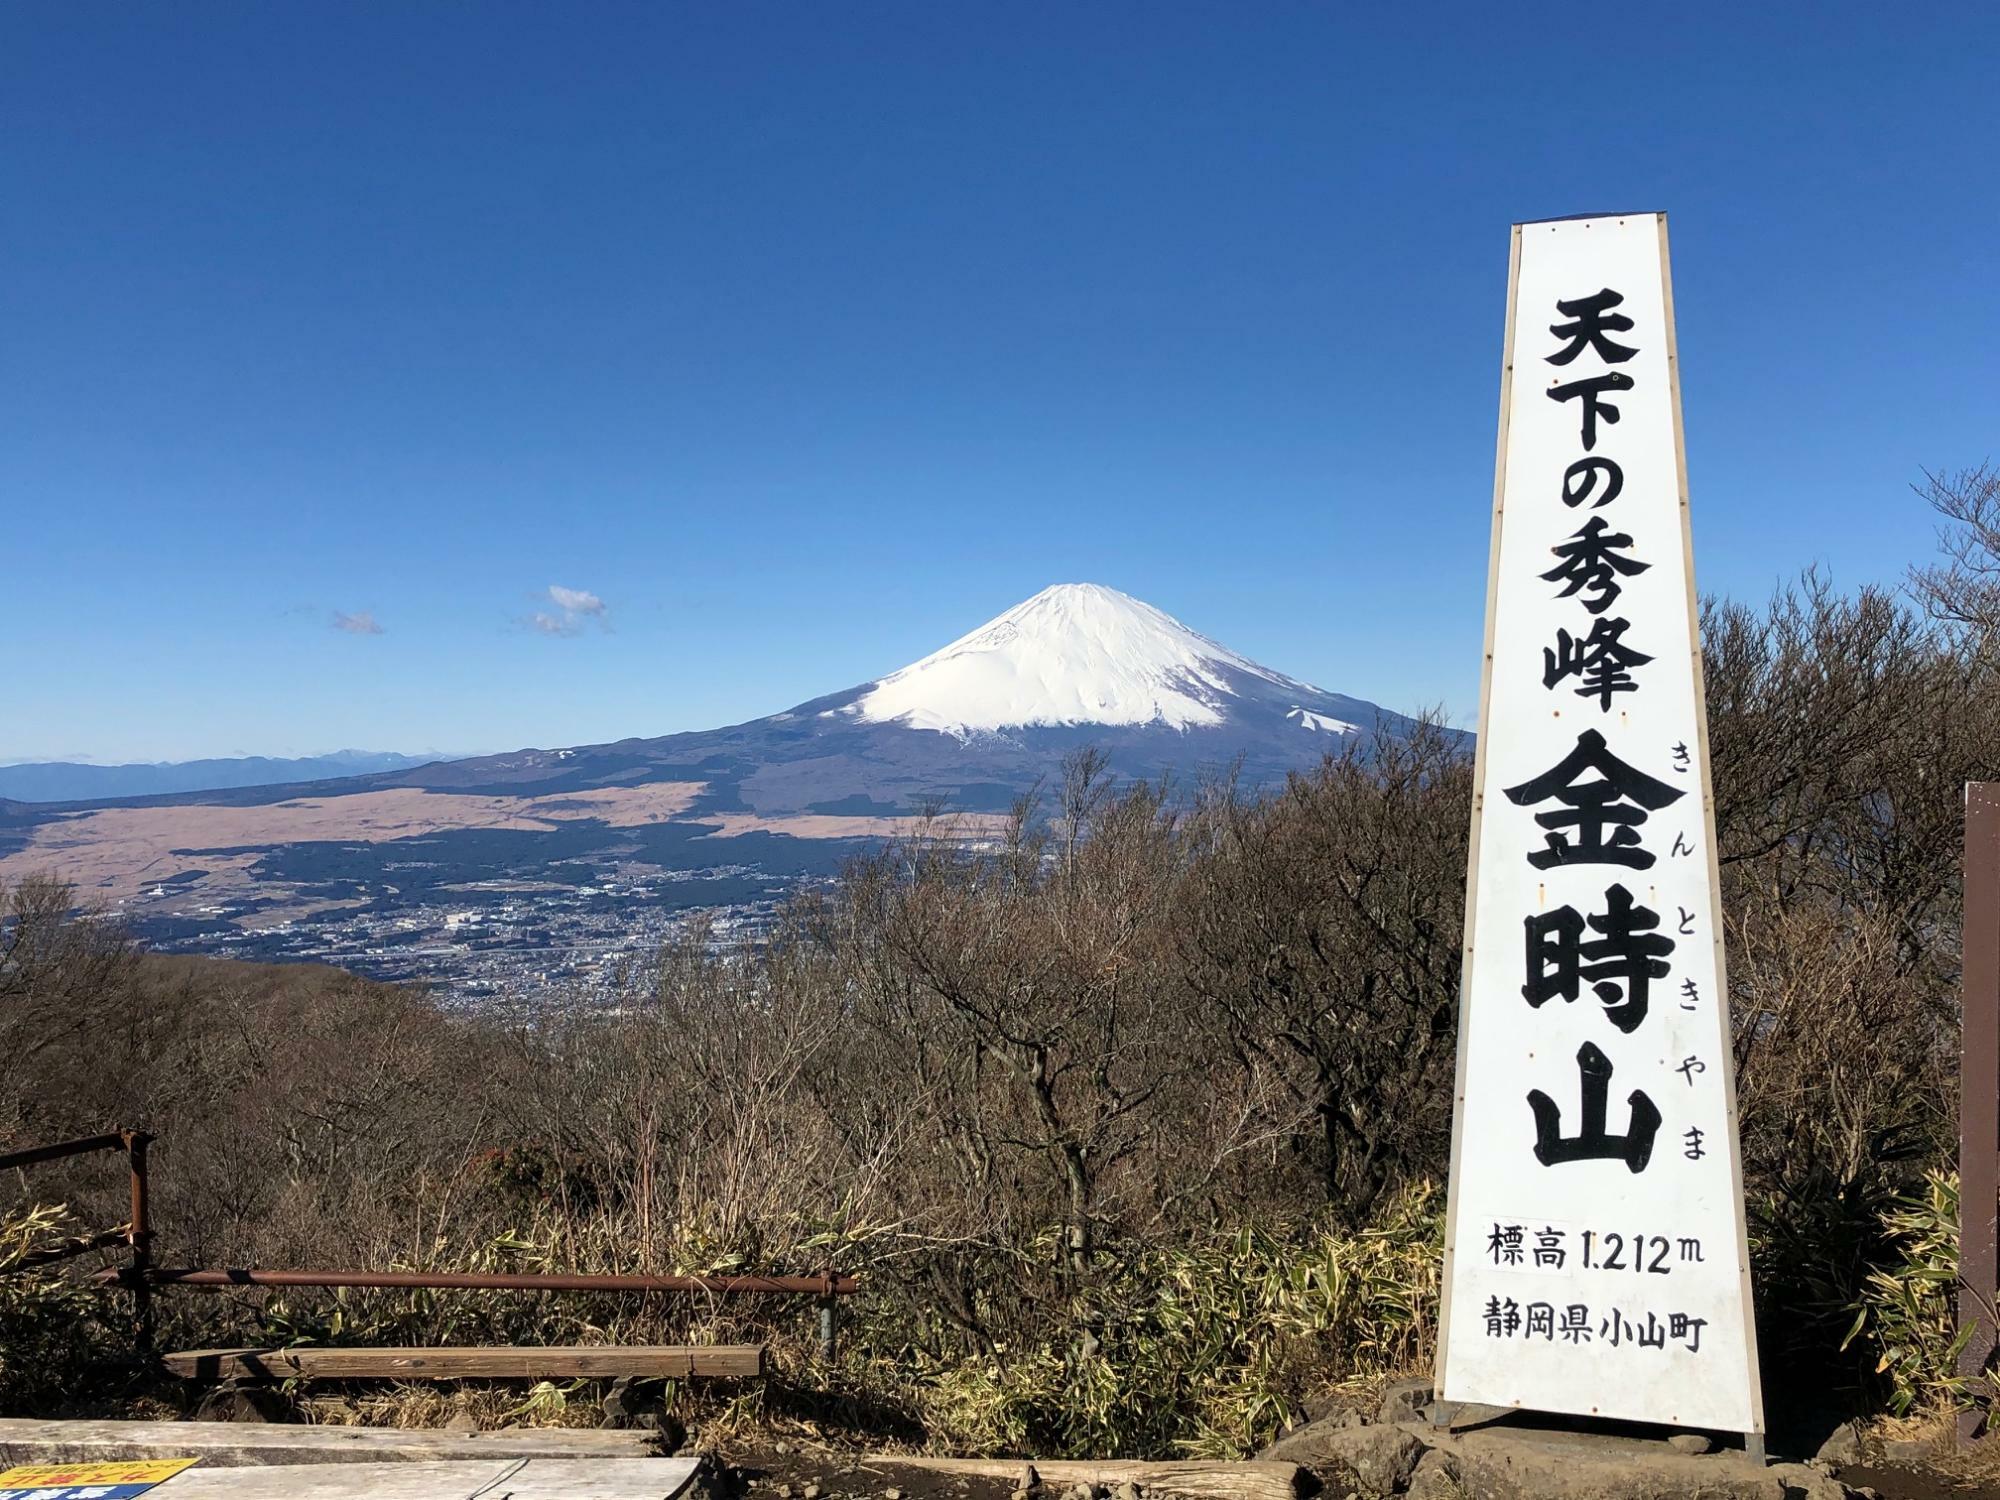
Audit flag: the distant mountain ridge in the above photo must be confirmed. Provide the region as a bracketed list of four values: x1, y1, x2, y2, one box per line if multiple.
[0, 750, 447, 803]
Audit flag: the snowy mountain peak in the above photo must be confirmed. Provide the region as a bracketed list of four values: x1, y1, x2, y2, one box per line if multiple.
[844, 582, 1318, 736]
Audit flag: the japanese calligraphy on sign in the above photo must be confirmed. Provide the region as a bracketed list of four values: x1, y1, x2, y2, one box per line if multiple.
[1435, 215, 1762, 1436]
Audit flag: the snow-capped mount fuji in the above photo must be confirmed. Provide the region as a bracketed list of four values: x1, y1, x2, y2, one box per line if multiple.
[835, 583, 1351, 738]
[344, 581, 1406, 820]
[346, 580, 1419, 818]
[791, 582, 1374, 757]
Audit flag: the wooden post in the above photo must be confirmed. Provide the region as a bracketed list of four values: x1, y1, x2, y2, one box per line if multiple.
[122, 1129, 154, 1355]
[1960, 785, 2000, 1443]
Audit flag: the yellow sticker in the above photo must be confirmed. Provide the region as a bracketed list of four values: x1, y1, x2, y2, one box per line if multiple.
[0, 1457, 199, 1497]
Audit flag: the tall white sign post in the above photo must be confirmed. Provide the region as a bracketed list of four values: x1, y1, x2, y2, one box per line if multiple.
[1435, 213, 1763, 1450]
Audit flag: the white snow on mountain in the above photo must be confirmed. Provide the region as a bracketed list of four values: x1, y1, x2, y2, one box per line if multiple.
[842, 582, 1323, 737]
[1287, 707, 1358, 735]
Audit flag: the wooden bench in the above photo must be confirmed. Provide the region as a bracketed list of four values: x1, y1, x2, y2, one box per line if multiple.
[161, 1345, 765, 1382]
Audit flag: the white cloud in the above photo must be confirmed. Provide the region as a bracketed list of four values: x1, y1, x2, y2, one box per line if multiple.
[332, 610, 383, 636]
[546, 585, 605, 617]
[526, 585, 609, 637]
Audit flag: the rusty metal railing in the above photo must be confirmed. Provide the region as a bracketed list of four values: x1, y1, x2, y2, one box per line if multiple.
[0, 1127, 155, 1347]
[98, 1267, 857, 1295]
[7, 1128, 857, 1362]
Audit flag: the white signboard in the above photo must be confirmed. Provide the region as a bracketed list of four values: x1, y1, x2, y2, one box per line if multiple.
[1435, 214, 1762, 1435]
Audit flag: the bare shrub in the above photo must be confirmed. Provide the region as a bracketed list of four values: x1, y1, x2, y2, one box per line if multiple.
[1178, 720, 1470, 1225]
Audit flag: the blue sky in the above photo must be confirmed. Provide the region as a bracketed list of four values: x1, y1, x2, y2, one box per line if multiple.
[4, 2, 1995, 762]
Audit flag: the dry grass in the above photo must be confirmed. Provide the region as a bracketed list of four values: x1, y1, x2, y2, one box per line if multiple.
[0, 783, 705, 904]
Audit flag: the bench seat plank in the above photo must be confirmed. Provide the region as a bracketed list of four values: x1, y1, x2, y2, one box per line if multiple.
[156, 1457, 704, 1498]
[161, 1345, 763, 1381]
[0, 1418, 658, 1466]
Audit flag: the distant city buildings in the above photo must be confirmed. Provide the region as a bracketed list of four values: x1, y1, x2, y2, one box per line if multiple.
[125, 870, 813, 1007]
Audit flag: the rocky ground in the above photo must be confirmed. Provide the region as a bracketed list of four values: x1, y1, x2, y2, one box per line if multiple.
[707, 1427, 2000, 1500]
[200, 1373, 2000, 1499]
[711, 1449, 1176, 1500]
[1250, 1377, 2000, 1499]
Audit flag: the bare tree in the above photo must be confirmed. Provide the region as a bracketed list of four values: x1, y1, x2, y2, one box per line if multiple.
[830, 756, 1199, 1279]
[1909, 462, 2000, 643]
[1178, 719, 1471, 1225]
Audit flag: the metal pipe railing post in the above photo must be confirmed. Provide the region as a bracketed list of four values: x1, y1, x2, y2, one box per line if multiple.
[818, 1292, 838, 1364]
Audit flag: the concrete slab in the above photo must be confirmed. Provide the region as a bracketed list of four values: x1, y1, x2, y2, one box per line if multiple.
[151, 1457, 704, 1497]
[0, 1418, 660, 1469]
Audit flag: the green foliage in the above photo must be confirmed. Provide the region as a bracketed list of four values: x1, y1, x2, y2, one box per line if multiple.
[506, 1379, 581, 1422]
[1746, 1123, 1936, 1385]
[1842, 1169, 1974, 1417]
[907, 1184, 1440, 1458]
[0, 1206, 126, 1414]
